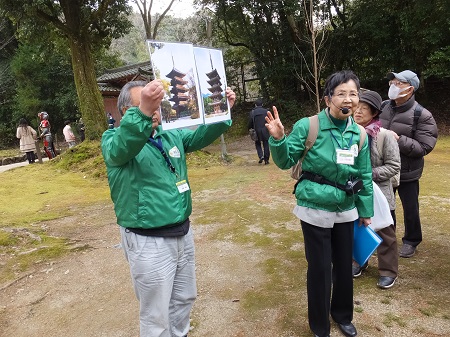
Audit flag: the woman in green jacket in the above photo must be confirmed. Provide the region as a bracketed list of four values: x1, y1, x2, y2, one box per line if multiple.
[266, 70, 373, 337]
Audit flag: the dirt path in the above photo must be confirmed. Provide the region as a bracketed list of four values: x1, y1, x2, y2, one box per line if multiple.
[1, 137, 449, 337]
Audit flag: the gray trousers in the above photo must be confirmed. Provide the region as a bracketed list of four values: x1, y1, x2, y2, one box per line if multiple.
[120, 227, 197, 337]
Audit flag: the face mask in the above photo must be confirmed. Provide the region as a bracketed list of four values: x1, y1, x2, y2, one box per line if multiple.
[388, 84, 412, 100]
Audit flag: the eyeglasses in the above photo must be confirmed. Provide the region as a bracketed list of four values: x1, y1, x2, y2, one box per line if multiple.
[333, 91, 359, 100]
[389, 80, 409, 87]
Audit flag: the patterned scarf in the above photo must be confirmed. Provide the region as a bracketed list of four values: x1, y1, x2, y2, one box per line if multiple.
[364, 119, 381, 139]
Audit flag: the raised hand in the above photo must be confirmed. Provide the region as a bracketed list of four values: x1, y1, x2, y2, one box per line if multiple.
[265, 106, 285, 140]
[226, 87, 236, 108]
[139, 80, 165, 117]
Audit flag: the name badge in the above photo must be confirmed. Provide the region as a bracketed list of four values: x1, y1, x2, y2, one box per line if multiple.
[176, 180, 190, 193]
[336, 149, 354, 165]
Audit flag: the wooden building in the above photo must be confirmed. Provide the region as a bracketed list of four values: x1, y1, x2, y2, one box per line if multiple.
[97, 61, 153, 126]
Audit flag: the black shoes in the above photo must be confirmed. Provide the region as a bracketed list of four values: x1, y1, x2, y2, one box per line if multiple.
[377, 276, 397, 289]
[399, 243, 416, 258]
[337, 322, 357, 337]
[258, 158, 264, 164]
[352, 261, 368, 278]
[264, 160, 269, 165]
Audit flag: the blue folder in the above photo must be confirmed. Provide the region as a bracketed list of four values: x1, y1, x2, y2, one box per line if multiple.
[353, 220, 383, 266]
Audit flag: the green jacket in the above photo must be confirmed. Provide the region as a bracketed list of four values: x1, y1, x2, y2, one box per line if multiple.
[269, 109, 373, 218]
[101, 107, 232, 229]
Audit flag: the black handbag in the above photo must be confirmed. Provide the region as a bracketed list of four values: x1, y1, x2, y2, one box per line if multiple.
[249, 111, 258, 141]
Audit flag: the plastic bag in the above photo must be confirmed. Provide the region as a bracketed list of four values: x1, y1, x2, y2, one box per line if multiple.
[249, 128, 258, 141]
[369, 182, 394, 232]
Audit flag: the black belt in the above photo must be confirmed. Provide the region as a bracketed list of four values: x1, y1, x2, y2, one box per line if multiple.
[126, 218, 190, 237]
[295, 171, 364, 196]
[300, 171, 349, 192]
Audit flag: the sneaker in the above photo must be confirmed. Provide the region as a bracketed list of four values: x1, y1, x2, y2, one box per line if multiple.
[399, 244, 416, 258]
[377, 276, 397, 289]
[352, 261, 368, 278]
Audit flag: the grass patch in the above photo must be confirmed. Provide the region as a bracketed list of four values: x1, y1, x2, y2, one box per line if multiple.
[0, 148, 22, 158]
[0, 142, 111, 284]
[383, 312, 407, 328]
[1, 134, 450, 336]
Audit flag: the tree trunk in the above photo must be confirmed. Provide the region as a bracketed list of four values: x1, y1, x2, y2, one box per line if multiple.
[68, 38, 107, 140]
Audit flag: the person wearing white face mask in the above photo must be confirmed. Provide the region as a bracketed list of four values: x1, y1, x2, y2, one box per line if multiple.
[379, 70, 438, 258]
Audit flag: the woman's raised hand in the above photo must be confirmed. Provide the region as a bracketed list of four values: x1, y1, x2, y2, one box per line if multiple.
[265, 106, 285, 140]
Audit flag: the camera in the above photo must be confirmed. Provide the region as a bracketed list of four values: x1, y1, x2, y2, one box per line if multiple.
[345, 178, 363, 195]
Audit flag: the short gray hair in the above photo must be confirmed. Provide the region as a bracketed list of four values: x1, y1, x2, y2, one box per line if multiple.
[117, 81, 148, 115]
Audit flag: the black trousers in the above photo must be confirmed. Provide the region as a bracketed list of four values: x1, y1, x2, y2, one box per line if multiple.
[301, 220, 354, 337]
[25, 151, 35, 164]
[255, 139, 270, 161]
[395, 180, 421, 247]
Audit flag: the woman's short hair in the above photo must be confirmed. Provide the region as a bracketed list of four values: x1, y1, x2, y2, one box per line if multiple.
[323, 70, 360, 98]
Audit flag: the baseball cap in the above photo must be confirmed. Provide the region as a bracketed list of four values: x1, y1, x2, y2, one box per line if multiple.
[386, 70, 420, 91]
[360, 90, 382, 112]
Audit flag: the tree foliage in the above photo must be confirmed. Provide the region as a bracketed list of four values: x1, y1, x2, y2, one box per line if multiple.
[196, 0, 449, 121]
[0, 0, 132, 140]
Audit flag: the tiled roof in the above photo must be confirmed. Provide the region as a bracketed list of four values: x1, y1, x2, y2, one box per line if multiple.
[97, 61, 153, 82]
[98, 83, 121, 93]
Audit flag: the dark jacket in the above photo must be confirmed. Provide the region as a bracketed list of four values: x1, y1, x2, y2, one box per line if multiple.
[248, 106, 270, 141]
[380, 96, 438, 182]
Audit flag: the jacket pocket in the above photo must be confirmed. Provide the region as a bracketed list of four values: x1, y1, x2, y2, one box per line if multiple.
[296, 181, 346, 208]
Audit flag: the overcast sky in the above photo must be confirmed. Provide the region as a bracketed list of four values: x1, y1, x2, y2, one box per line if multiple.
[130, 0, 196, 19]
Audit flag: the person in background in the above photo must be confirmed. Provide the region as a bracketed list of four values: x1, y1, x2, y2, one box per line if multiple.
[37, 111, 56, 159]
[380, 70, 438, 258]
[101, 79, 236, 337]
[63, 120, 77, 148]
[107, 112, 116, 129]
[266, 70, 373, 337]
[248, 98, 270, 164]
[16, 118, 37, 164]
[77, 118, 85, 142]
[353, 90, 401, 289]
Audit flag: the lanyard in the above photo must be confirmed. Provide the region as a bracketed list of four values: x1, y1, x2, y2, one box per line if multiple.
[148, 137, 176, 174]
[329, 129, 354, 150]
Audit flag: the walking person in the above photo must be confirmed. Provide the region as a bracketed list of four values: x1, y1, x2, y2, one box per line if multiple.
[248, 98, 270, 164]
[101, 79, 235, 337]
[353, 90, 401, 289]
[16, 118, 37, 164]
[266, 70, 373, 337]
[380, 70, 438, 258]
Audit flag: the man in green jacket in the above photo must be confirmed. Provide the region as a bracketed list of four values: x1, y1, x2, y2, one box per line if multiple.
[101, 79, 235, 337]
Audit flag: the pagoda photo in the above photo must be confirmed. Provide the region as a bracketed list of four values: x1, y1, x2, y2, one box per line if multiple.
[165, 59, 190, 119]
[205, 53, 224, 114]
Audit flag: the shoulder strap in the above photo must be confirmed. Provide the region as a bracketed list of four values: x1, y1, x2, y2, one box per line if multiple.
[356, 124, 366, 152]
[381, 100, 389, 110]
[376, 127, 386, 155]
[412, 103, 423, 137]
[300, 115, 319, 161]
